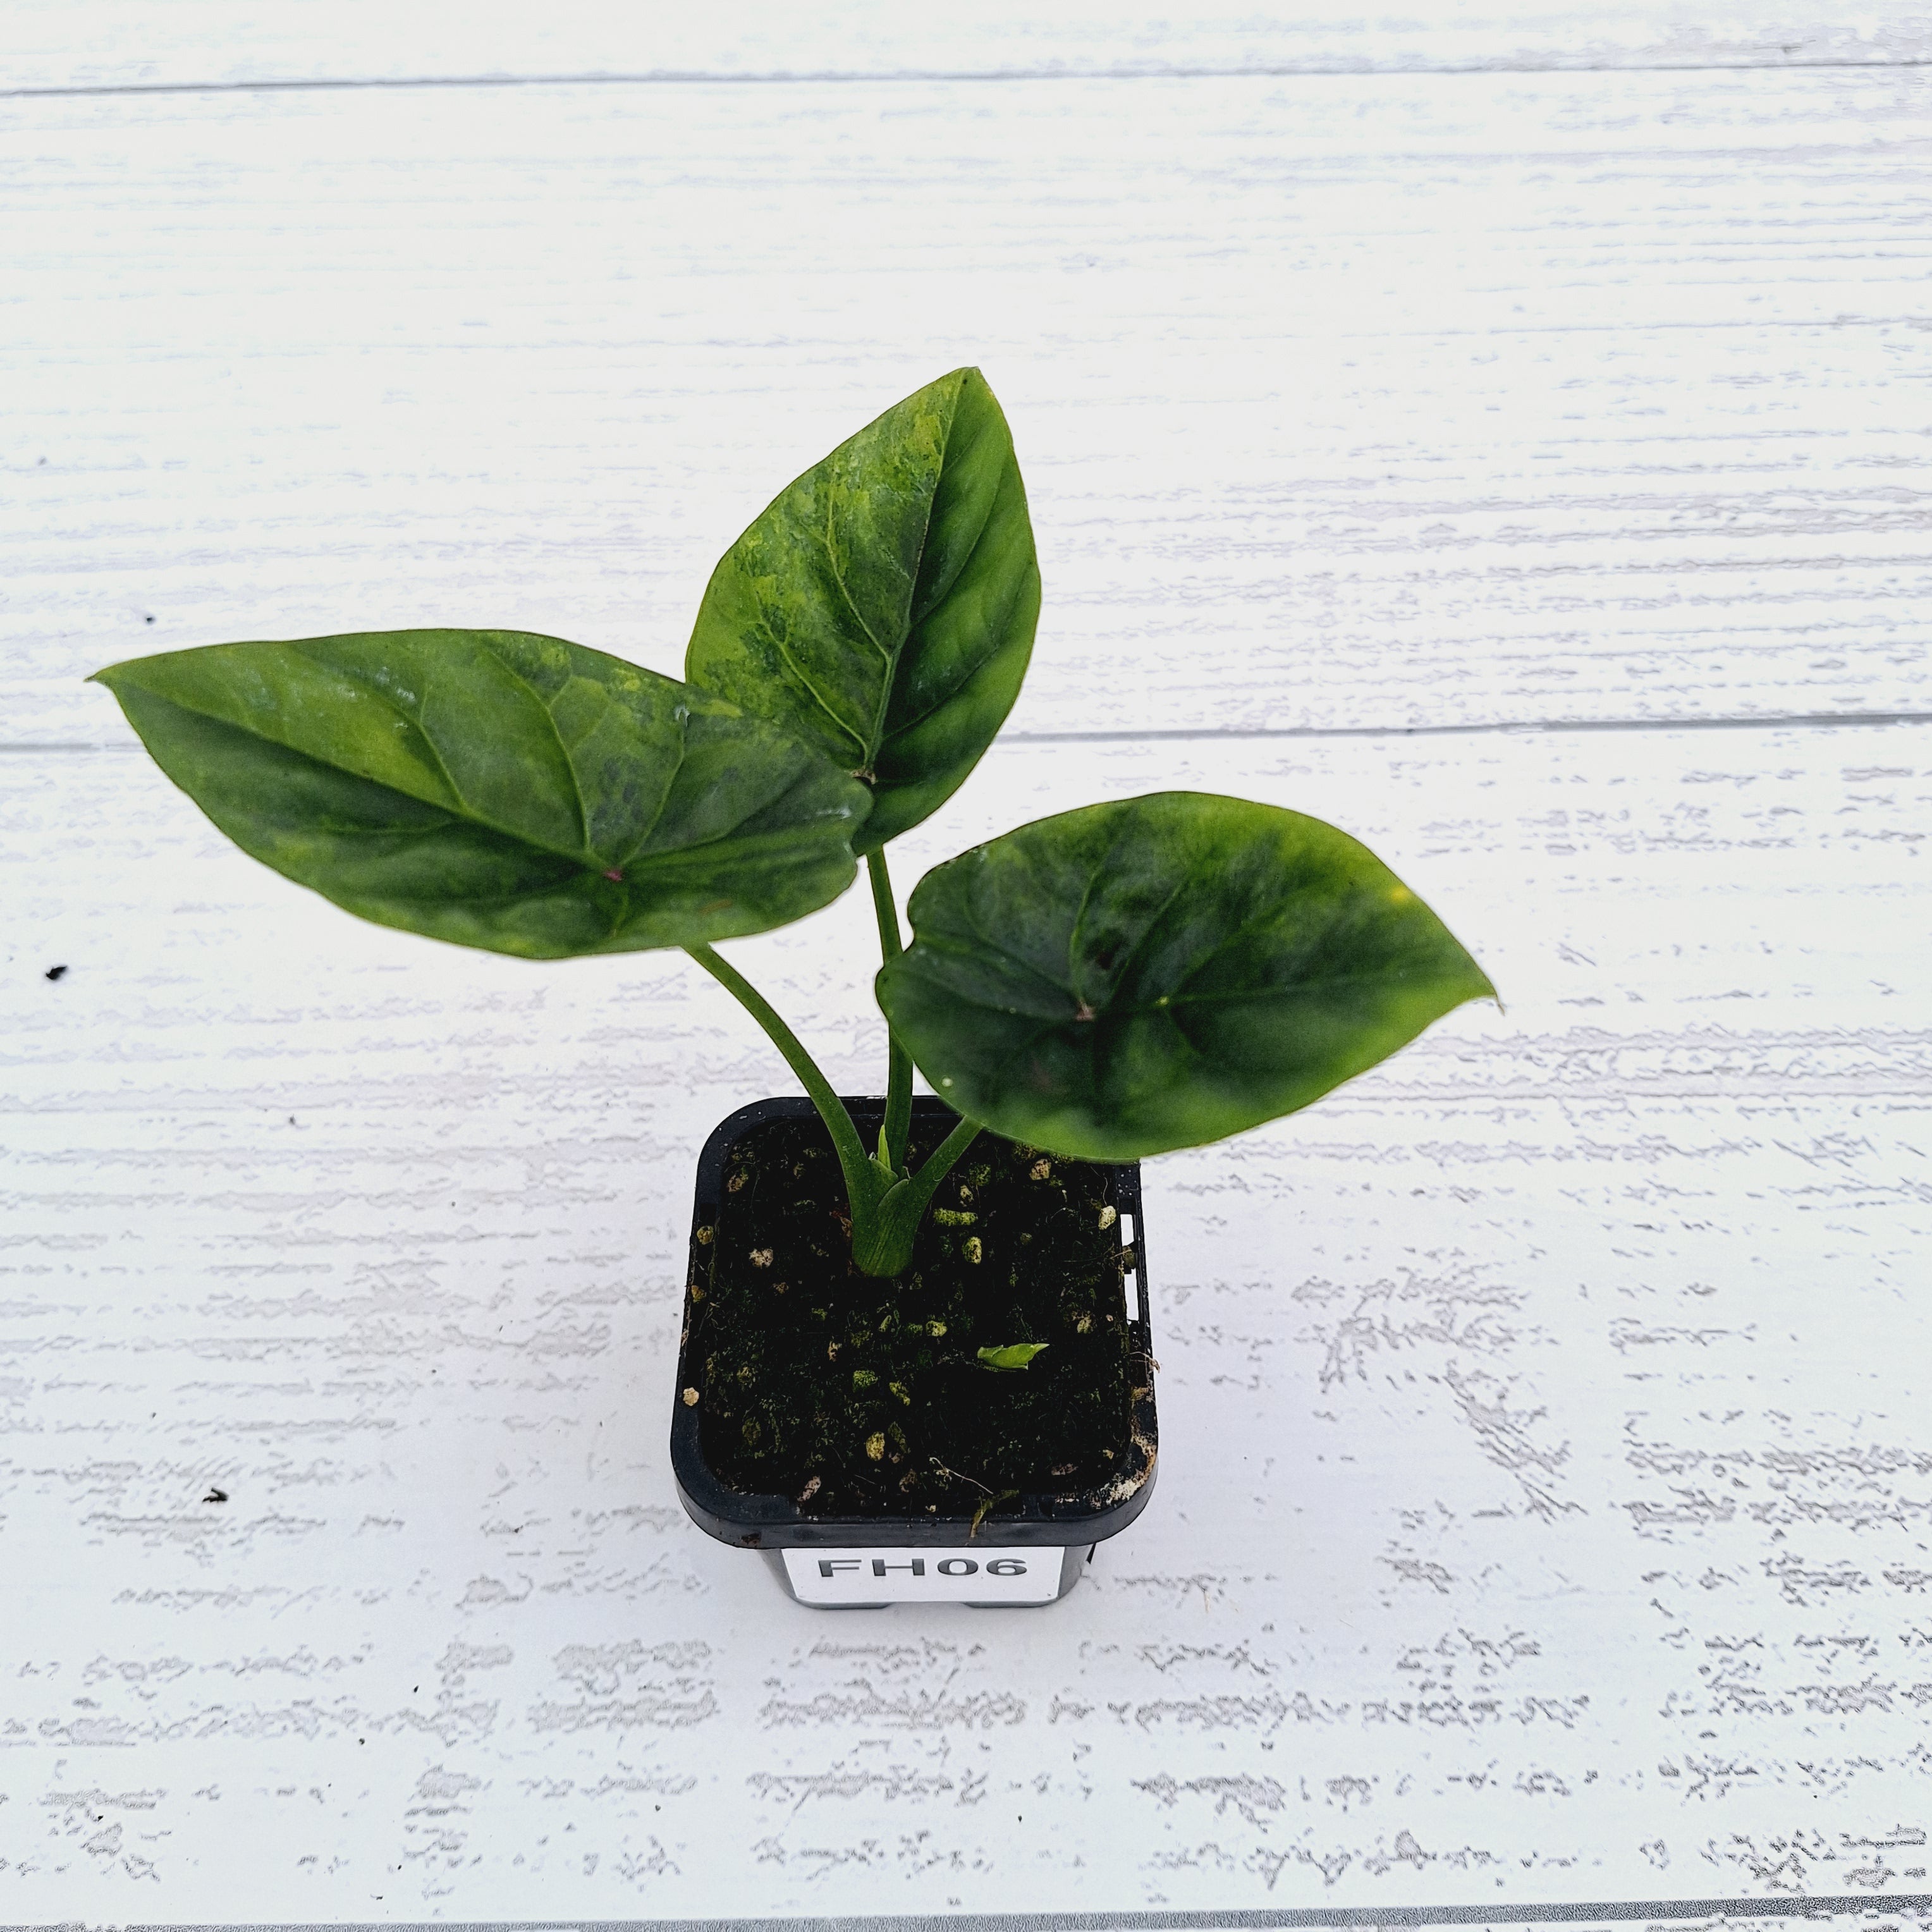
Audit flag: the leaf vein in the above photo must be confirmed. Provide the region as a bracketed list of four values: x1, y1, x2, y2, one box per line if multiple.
[755, 612, 870, 762]
[486, 646, 590, 859]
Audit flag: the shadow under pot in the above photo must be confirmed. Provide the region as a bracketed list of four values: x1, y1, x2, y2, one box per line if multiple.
[670, 1096, 1158, 1607]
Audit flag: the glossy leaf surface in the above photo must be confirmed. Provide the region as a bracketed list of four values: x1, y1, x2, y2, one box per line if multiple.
[94, 630, 871, 959]
[685, 367, 1039, 851]
[877, 792, 1495, 1159]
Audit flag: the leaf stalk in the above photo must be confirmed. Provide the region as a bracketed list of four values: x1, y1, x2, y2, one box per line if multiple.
[685, 941, 980, 1279]
[867, 848, 914, 1174]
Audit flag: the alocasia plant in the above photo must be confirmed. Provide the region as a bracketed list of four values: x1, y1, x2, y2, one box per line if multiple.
[93, 367, 1493, 1278]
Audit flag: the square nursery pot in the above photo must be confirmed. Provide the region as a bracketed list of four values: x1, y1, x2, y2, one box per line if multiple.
[671, 1096, 1158, 1607]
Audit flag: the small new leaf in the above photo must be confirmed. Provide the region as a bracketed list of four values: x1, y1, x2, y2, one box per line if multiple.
[92, 629, 872, 959]
[687, 368, 1039, 850]
[976, 1343, 1049, 1371]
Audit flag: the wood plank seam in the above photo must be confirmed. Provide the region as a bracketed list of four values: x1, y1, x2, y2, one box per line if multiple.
[8, 55, 1932, 101]
[11, 712, 1932, 758]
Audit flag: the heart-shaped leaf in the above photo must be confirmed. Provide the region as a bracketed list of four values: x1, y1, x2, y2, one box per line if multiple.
[685, 367, 1040, 851]
[876, 793, 1495, 1159]
[93, 629, 872, 959]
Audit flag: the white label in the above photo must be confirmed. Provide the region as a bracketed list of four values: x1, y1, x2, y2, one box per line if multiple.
[781, 1545, 1061, 1606]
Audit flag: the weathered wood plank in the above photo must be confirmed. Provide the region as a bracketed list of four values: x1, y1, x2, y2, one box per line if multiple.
[6, 724, 1928, 1918]
[10, 14, 1931, 1918]
[6, 68, 1929, 748]
[5, 0, 1928, 95]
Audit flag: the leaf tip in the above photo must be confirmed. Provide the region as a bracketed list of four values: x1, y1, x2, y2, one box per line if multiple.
[1464, 955, 1501, 1008]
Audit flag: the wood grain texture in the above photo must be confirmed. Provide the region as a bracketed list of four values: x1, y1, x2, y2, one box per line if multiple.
[5, 0, 1930, 94]
[6, 68, 1931, 747]
[6, 724, 1929, 1918]
[10, 12, 1932, 1920]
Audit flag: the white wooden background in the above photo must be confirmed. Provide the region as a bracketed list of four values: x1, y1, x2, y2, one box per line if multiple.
[5, 4, 1931, 1924]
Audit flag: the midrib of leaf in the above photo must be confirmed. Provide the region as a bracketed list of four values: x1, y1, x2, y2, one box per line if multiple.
[349, 877, 577, 912]
[257, 663, 598, 872]
[288, 816, 462, 841]
[911, 948, 1463, 1020]
[1160, 966, 1477, 1007]
[192, 644, 462, 828]
[872, 386, 967, 758]
[1167, 893, 1348, 1003]
[904, 377, 976, 635]
[337, 813, 850, 936]
[878, 498, 1010, 748]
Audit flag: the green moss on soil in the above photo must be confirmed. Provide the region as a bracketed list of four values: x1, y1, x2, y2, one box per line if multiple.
[690, 1110, 1139, 1519]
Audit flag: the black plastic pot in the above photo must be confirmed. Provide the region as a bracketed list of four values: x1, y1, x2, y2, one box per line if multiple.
[670, 1096, 1158, 1608]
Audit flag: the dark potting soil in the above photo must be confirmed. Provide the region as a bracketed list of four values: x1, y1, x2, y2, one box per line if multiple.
[688, 1110, 1140, 1520]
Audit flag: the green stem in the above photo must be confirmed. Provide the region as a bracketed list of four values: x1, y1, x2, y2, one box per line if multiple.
[849, 1115, 984, 1278]
[685, 942, 876, 1204]
[867, 848, 914, 1173]
[687, 940, 981, 1281]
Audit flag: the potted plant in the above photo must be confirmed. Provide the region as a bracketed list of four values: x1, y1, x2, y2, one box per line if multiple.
[91, 369, 1493, 1608]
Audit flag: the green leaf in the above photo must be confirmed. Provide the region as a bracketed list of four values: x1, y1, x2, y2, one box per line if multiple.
[92, 629, 872, 960]
[976, 1343, 1049, 1372]
[877, 792, 1495, 1160]
[685, 367, 1040, 852]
